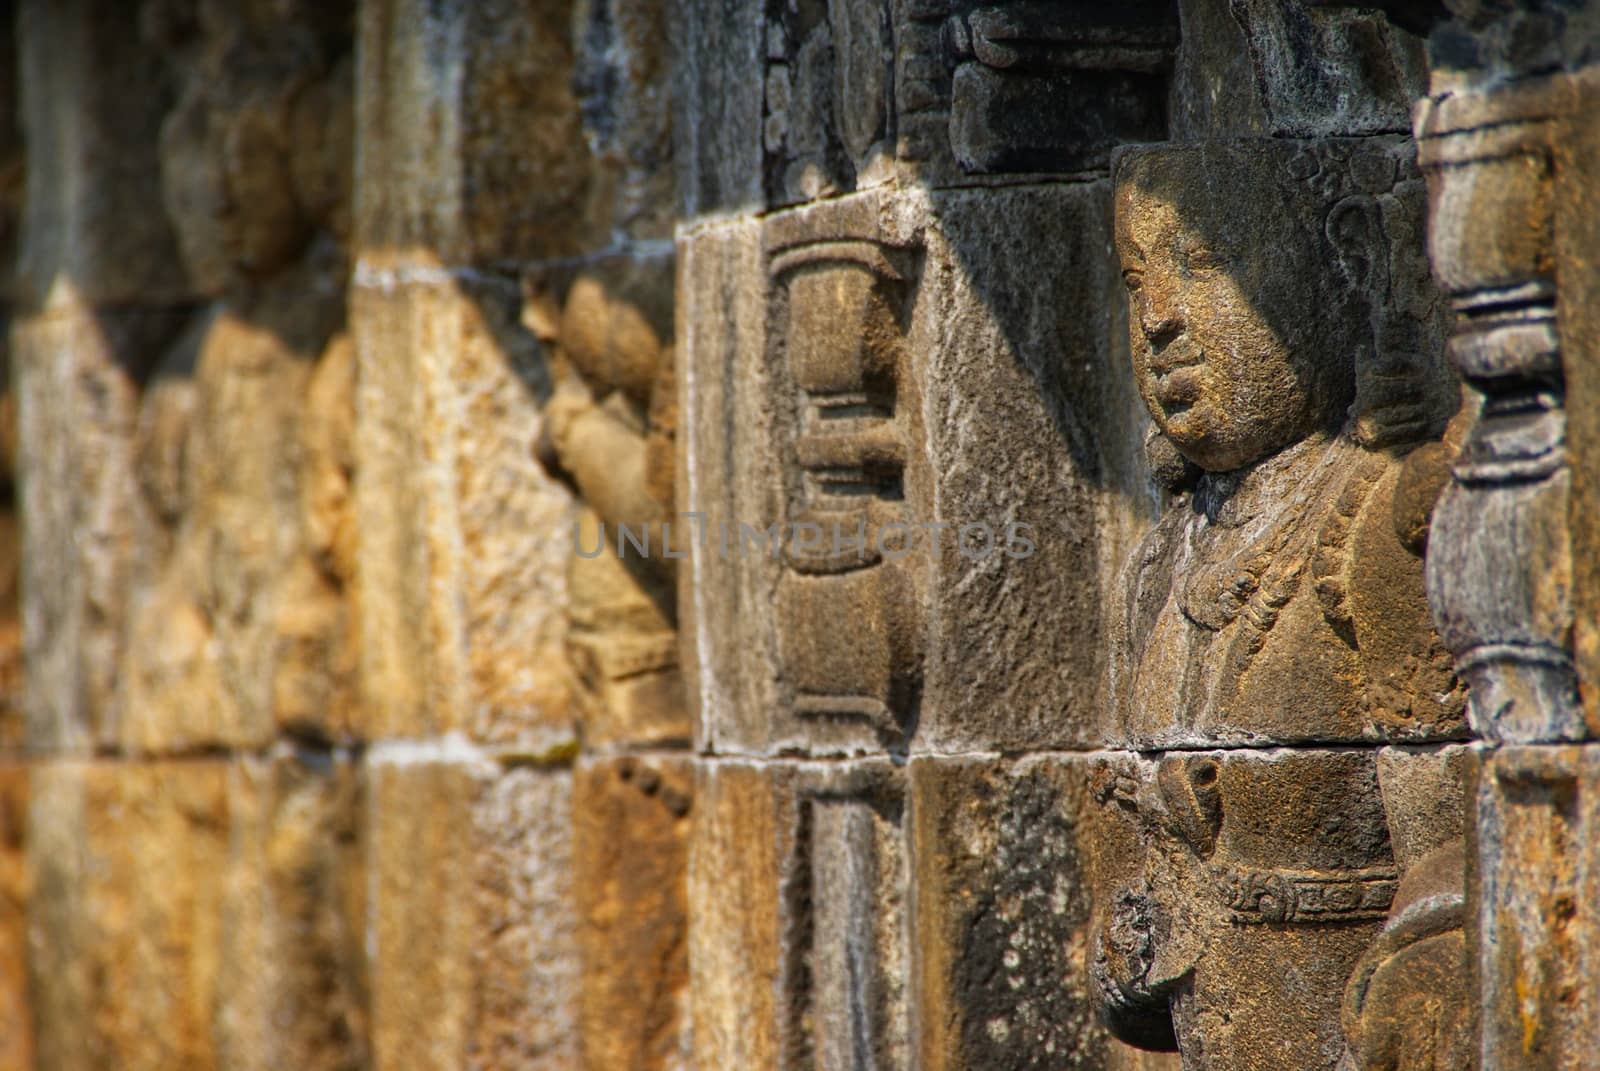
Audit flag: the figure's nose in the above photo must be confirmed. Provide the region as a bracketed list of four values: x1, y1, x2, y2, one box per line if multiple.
[1138, 288, 1183, 349]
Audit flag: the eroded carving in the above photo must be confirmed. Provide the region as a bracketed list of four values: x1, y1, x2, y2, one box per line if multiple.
[763, 0, 899, 202]
[759, 0, 1177, 203]
[1109, 139, 1461, 747]
[531, 257, 687, 747]
[944, 0, 1177, 173]
[123, 0, 356, 747]
[1094, 140, 1472, 1069]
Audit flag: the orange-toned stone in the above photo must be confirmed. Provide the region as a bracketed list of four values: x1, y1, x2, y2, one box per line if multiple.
[574, 754, 692, 1071]
[352, 276, 575, 746]
[0, 763, 29, 1071]
[367, 755, 578, 1071]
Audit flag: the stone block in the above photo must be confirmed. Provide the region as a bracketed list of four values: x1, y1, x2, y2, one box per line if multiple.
[689, 758, 908, 1070]
[13, 303, 183, 753]
[672, 0, 765, 217]
[687, 760, 785, 1069]
[349, 277, 433, 739]
[1472, 744, 1600, 1070]
[0, 12, 21, 303]
[217, 752, 369, 1071]
[1222, 0, 1428, 138]
[1166, 0, 1271, 140]
[573, 754, 692, 1071]
[28, 760, 229, 1071]
[0, 763, 29, 1071]
[911, 754, 1122, 1071]
[918, 182, 1150, 753]
[27, 756, 367, 1071]
[352, 271, 576, 746]
[681, 187, 1147, 755]
[676, 215, 769, 753]
[1555, 72, 1600, 733]
[367, 754, 578, 1071]
[0, 351, 22, 754]
[358, 0, 665, 265]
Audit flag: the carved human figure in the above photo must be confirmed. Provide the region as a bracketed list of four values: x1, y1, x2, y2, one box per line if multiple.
[1092, 141, 1471, 1070]
[532, 263, 686, 746]
[123, 0, 356, 745]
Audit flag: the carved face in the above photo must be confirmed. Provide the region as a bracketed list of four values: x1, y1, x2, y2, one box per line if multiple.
[1114, 149, 1355, 473]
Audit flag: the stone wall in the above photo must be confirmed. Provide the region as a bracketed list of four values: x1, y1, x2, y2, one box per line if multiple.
[7, 1, 690, 1068]
[1, 2, 1597, 1070]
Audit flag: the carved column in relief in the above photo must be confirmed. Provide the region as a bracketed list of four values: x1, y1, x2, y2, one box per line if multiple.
[1415, 61, 1600, 1069]
[1094, 139, 1470, 1070]
[769, 230, 923, 747]
[1419, 77, 1586, 746]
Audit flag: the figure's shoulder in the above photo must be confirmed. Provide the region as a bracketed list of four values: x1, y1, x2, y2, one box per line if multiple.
[1112, 495, 1193, 650]
[1124, 495, 1195, 590]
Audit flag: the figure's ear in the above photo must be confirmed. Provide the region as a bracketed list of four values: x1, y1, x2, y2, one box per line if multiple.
[1326, 196, 1387, 293]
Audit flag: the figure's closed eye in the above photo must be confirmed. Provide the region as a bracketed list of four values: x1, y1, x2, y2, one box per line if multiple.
[1122, 268, 1145, 291]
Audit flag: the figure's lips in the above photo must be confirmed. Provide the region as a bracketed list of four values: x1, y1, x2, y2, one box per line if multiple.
[1148, 340, 1203, 376]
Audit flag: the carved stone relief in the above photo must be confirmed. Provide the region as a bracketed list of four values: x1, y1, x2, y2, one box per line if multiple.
[1096, 139, 1473, 1069]
[121, 0, 356, 750]
[531, 254, 688, 749]
[1415, 53, 1600, 1069]
[683, 181, 1140, 756]
[688, 759, 908, 1071]
[769, 226, 924, 746]
[1108, 139, 1461, 749]
[749, 0, 1181, 205]
[1225, 0, 1430, 136]
[943, 0, 1177, 173]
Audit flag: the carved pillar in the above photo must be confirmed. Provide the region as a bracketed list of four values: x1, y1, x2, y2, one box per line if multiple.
[1417, 58, 1600, 1071]
[1420, 77, 1586, 746]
